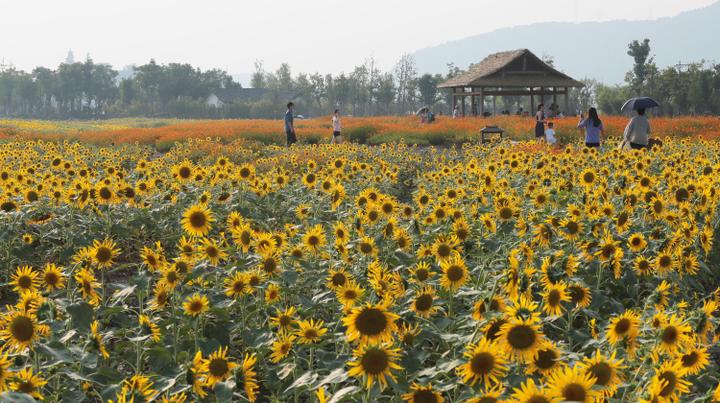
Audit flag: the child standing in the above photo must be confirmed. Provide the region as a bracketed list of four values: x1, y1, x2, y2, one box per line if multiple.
[545, 122, 557, 145]
[331, 109, 343, 144]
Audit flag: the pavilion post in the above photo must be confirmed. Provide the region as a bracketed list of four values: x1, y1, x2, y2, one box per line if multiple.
[564, 87, 570, 115]
[461, 94, 466, 117]
[540, 87, 545, 108]
[451, 90, 457, 112]
[471, 93, 476, 116]
[530, 88, 535, 114]
[479, 87, 485, 117]
[552, 88, 558, 116]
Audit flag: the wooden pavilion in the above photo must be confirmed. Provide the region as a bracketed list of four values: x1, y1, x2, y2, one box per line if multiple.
[438, 49, 584, 116]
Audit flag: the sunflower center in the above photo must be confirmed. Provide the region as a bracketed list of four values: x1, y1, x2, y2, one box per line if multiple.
[307, 235, 319, 246]
[331, 273, 347, 287]
[263, 258, 277, 273]
[45, 272, 59, 285]
[190, 301, 203, 312]
[568, 287, 584, 304]
[95, 247, 112, 263]
[206, 246, 218, 258]
[562, 383, 587, 402]
[681, 352, 698, 367]
[166, 271, 178, 283]
[355, 308, 388, 336]
[661, 326, 678, 344]
[304, 329, 318, 339]
[233, 281, 245, 292]
[415, 269, 429, 282]
[10, 315, 35, 342]
[189, 211, 207, 228]
[415, 294, 433, 312]
[360, 348, 389, 375]
[279, 315, 291, 327]
[412, 390, 439, 403]
[436, 244, 451, 258]
[18, 275, 33, 289]
[659, 256, 672, 268]
[658, 372, 677, 397]
[534, 349, 557, 370]
[17, 381, 35, 394]
[589, 362, 612, 386]
[548, 290, 561, 306]
[208, 358, 229, 377]
[359, 242, 373, 254]
[506, 324, 536, 349]
[614, 318, 631, 334]
[446, 265, 463, 282]
[499, 207, 513, 220]
[470, 352, 495, 375]
[99, 187, 112, 199]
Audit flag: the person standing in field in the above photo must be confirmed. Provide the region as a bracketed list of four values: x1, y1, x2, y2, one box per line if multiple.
[331, 109, 343, 144]
[623, 108, 651, 150]
[285, 102, 297, 146]
[535, 104, 546, 142]
[577, 107, 605, 148]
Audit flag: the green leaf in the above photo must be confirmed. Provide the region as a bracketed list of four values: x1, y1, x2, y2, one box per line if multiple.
[283, 370, 318, 393]
[110, 284, 137, 305]
[0, 392, 38, 402]
[214, 381, 234, 402]
[66, 302, 94, 332]
[37, 341, 73, 364]
[328, 386, 359, 403]
[317, 367, 348, 386]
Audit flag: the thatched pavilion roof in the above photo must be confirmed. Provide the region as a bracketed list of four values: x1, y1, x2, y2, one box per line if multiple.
[438, 49, 584, 89]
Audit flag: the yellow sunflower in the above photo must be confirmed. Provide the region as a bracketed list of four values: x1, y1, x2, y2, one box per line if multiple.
[9, 367, 47, 400]
[508, 378, 559, 403]
[497, 317, 544, 363]
[239, 353, 259, 402]
[89, 238, 120, 269]
[578, 350, 625, 399]
[546, 365, 597, 403]
[343, 303, 399, 345]
[439, 255, 470, 292]
[181, 203, 215, 237]
[347, 343, 402, 390]
[182, 293, 209, 317]
[456, 338, 508, 387]
[606, 309, 641, 345]
[401, 383, 444, 403]
[295, 319, 327, 344]
[201, 346, 238, 387]
[10, 265, 40, 294]
[411, 286, 439, 318]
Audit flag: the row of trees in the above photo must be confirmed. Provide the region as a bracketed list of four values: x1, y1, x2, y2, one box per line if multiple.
[1, 42, 719, 119]
[593, 39, 720, 116]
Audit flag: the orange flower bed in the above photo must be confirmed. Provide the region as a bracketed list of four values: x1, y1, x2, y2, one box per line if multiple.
[2, 115, 719, 147]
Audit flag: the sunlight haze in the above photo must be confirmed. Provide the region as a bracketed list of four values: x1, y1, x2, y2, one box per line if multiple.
[1, 0, 716, 74]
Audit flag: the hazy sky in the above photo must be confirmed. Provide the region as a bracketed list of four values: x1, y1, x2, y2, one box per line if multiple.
[1, 0, 716, 75]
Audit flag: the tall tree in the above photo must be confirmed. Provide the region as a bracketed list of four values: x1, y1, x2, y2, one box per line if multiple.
[626, 39, 653, 93]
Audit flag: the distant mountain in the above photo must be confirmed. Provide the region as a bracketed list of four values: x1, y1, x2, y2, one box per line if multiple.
[413, 2, 720, 84]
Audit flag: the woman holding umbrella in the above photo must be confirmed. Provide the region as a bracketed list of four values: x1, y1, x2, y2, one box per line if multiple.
[621, 97, 658, 150]
[623, 109, 651, 149]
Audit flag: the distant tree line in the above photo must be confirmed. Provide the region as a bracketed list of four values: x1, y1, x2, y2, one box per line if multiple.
[0, 42, 718, 119]
[592, 39, 720, 116]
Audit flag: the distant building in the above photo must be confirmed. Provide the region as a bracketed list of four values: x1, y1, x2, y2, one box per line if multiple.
[206, 88, 302, 108]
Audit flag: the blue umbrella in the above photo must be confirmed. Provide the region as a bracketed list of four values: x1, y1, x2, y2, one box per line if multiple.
[621, 97, 660, 113]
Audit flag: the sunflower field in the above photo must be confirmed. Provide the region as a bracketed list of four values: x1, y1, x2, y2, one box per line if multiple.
[1, 136, 720, 402]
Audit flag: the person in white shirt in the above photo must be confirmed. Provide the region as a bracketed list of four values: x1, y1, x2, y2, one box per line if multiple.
[331, 109, 343, 144]
[623, 108, 651, 149]
[545, 121, 557, 145]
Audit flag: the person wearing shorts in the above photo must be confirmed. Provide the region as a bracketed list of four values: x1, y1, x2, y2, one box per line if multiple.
[331, 109, 343, 144]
